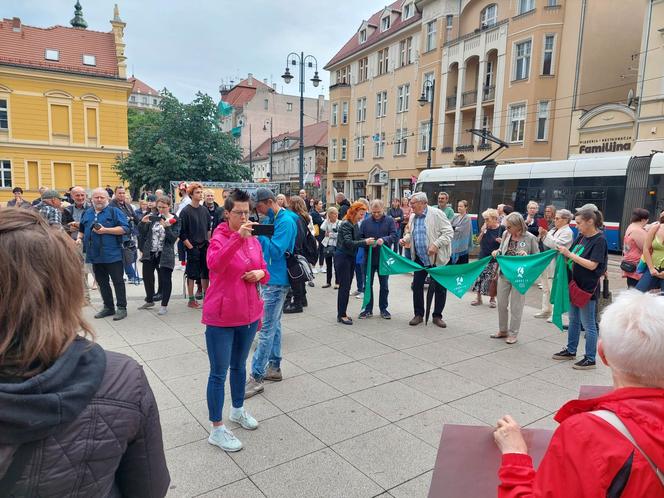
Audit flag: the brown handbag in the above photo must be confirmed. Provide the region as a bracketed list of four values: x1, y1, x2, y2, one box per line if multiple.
[488, 274, 498, 297]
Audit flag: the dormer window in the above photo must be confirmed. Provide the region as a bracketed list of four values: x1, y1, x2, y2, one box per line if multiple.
[480, 4, 497, 28]
[402, 2, 414, 20]
[381, 15, 391, 31]
[359, 29, 367, 43]
[45, 49, 59, 61]
[82, 54, 96, 66]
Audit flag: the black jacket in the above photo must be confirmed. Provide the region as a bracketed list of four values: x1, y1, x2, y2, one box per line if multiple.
[206, 202, 225, 235]
[336, 220, 368, 257]
[0, 338, 170, 497]
[338, 199, 351, 219]
[137, 216, 181, 270]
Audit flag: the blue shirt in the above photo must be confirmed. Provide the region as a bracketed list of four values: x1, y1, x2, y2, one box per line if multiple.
[258, 207, 297, 286]
[412, 208, 430, 266]
[79, 206, 130, 264]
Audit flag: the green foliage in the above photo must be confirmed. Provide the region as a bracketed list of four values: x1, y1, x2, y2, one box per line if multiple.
[115, 90, 249, 190]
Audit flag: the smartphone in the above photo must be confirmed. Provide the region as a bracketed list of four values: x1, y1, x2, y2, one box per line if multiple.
[149, 214, 163, 222]
[537, 218, 548, 230]
[252, 224, 275, 237]
[93, 223, 103, 230]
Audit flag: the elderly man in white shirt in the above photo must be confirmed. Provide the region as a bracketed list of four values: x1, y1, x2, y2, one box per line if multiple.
[536, 208, 575, 319]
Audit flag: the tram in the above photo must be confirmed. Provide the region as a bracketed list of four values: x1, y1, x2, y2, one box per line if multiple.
[415, 154, 664, 251]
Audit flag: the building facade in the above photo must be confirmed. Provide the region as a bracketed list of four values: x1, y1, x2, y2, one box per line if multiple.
[0, 5, 131, 203]
[325, 0, 646, 203]
[219, 74, 328, 161]
[128, 77, 161, 111]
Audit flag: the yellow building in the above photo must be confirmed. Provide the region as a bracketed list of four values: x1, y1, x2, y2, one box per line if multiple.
[0, 4, 131, 203]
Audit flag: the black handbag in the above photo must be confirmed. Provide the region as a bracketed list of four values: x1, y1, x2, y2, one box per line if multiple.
[619, 260, 637, 273]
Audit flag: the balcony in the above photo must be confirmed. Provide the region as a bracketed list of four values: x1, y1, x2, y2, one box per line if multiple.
[446, 95, 457, 108]
[462, 90, 477, 107]
[478, 143, 492, 151]
[482, 85, 495, 102]
[441, 146, 454, 153]
[456, 144, 475, 152]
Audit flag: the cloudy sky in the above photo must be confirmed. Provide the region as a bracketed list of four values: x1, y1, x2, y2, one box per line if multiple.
[5, 0, 389, 102]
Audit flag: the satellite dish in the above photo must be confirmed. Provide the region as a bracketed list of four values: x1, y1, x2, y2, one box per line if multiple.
[627, 89, 635, 107]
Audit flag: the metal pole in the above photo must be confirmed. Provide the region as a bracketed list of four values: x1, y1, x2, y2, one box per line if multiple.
[427, 79, 435, 169]
[269, 119, 273, 181]
[299, 52, 305, 190]
[249, 123, 253, 177]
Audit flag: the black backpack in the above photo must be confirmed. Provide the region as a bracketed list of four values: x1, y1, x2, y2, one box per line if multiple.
[296, 217, 319, 265]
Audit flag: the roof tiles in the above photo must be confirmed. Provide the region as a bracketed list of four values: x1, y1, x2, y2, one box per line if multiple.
[243, 121, 328, 162]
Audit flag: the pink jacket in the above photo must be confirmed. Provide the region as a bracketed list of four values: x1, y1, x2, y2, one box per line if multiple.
[202, 223, 270, 327]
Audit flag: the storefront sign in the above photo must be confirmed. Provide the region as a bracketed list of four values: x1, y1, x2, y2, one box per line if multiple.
[579, 136, 632, 154]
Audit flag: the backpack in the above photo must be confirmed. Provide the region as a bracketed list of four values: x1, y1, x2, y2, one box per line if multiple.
[296, 216, 319, 265]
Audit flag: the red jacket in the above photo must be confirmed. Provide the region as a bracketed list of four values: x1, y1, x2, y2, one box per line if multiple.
[498, 387, 664, 498]
[202, 222, 270, 327]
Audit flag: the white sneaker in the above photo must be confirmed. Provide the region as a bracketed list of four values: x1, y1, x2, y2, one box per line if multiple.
[354, 292, 364, 300]
[320, 267, 327, 273]
[208, 425, 243, 452]
[312, 267, 319, 274]
[158, 306, 168, 316]
[229, 408, 259, 430]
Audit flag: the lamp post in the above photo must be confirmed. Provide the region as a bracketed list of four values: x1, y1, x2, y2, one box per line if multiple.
[263, 118, 273, 181]
[281, 52, 322, 189]
[418, 78, 436, 169]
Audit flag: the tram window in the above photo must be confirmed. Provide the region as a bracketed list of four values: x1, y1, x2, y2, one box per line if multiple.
[605, 187, 624, 222]
[526, 188, 546, 212]
[647, 175, 664, 217]
[447, 181, 481, 213]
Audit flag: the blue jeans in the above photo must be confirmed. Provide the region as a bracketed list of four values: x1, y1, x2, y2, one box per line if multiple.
[124, 261, 137, 280]
[205, 321, 258, 422]
[566, 299, 598, 362]
[363, 265, 389, 313]
[635, 270, 664, 293]
[251, 285, 289, 380]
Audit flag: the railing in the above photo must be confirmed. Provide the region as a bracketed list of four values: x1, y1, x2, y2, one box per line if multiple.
[462, 90, 477, 107]
[482, 85, 495, 102]
[441, 146, 454, 153]
[443, 18, 508, 47]
[478, 143, 492, 151]
[456, 144, 475, 152]
[446, 95, 457, 108]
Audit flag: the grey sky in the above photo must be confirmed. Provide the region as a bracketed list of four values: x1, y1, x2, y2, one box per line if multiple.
[5, 0, 388, 102]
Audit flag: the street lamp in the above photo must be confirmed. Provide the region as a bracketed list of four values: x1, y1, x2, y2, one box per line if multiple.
[263, 118, 273, 182]
[418, 78, 436, 169]
[282, 52, 321, 189]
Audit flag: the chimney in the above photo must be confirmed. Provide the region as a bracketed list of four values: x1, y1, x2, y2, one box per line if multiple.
[263, 78, 268, 85]
[272, 82, 277, 91]
[11, 17, 21, 32]
[247, 73, 254, 86]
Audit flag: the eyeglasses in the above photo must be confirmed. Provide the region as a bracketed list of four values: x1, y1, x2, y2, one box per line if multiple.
[231, 210, 251, 216]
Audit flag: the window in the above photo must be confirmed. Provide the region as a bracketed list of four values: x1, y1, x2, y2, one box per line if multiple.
[403, 2, 415, 20]
[82, 54, 96, 66]
[481, 4, 497, 27]
[446, 15, 453, 30]
[332, 103, 338, 126]
[484, 62, 494, 87]
[142, 96, 148, 104]
[399, 37, 413, 67]
[287, 102, 293, 111]
[341, 138, 347, 160]
[536, 101, 550, 140]
[130, 95, 136, 102]
[50, 104, 70, 138]
[395, 128, 408, 155]
[514, 40, 532, 80]
[358, 57, 368, 82]
[336, 65, 351, 84]
[355, 136, 365, 160]
[86, 107, 98, 141]
[419, 121, 431, 152]
[0, 99, 7, 129]
[342, 101, 349, 124]
[359, 29, 367, 43]
[376, 91, 388, 117]
[381, 15, 391, 31]
[153, 99, 158, 105]
[45, 49, 59, 61]
[542, 35, 555, 75]
[0, 160, 11, 188]
[331, 139, 338, 161]
[426, 21, 437, 52]
[264, 98, 269, 110]
[397, 84, 410, 113]
[546, 0, 558, 5]
[356, 97, 367, 122]
[518, 0, 535, 14]
[374, 132, 386, 157]
[509, 103, 526, 143]
[353, 180, 366, 200]
[423, 72, 434, 101]
[377, 48, 389, 75]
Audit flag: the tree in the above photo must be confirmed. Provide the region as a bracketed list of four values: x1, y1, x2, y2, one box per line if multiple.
[115, 91, 249, 191]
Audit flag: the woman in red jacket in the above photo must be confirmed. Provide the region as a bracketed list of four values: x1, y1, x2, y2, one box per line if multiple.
[203, 189, 269, 453]
[494, 290, 664, 497]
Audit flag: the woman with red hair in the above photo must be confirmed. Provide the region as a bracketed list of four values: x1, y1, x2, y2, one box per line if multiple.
[334, 201, 375, 324]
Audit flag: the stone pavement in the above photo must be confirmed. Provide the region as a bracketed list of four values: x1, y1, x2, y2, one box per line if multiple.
[88, 267, 613, 498]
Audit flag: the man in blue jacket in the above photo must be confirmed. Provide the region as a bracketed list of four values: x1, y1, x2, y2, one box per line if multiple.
[245, 188, 297, 398]
[77, 188, 131, 321]
[359, 199, 397, 319]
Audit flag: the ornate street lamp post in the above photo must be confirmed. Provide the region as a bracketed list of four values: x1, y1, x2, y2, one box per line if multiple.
[418, 79, 436, 169]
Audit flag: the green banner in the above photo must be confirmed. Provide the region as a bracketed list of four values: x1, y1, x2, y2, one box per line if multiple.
[362, 248, 374, 309]
[428, 256, 492, 299]
[496, 250, 557, 295]
[379, 245, 425, 275]
[550, 253, 570, 331]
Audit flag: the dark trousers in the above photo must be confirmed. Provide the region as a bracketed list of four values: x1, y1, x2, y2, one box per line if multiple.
[453, 253, 469, 265]
[335, 252, 355, 318]
[177, 240, 186, 263]
[93, 261, 127, 309]
[325, 254, 337, 285]
[355, 261, 365, 292]
[363, 265, 389, 313]
[412, 256, 447, 318]
[318, 241, 325, 266]
[143, 255, 174, 306]
[291, 279, 306, 307]
[392, 228, 402, 254]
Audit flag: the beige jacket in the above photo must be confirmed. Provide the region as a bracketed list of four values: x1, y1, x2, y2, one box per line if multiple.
[497, 230, 539, 256]
[403, 206, 453, 266]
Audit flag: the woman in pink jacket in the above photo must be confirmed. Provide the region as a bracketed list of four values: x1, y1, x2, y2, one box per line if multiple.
[203, 189, 269, 453]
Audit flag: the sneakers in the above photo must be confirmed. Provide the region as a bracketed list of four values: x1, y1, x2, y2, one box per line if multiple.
[158, 306, 168, 316]
[283, 304, 303, 314]
[187, 300, 201, 309]
[312, 267, 319, 274]
[350, 290, 361, 297]
[334, 284, 339, 290]
[322, 283, 331, 288]
[358, 310, 373, 319]
[380, 310, 392, 320]
[94, 307, 115, 319]
[208, 425, 243, 452]
[229, 408, 259, 430]
[264, 366, 283, 382]
[573, 357, 596, 370]
[244, 376, 264, 399]
[354, 292, 364, 300]
[552, 348, 576, 360]
[138, 302, 154, 310]
[112, 308, 127, 321]
[320, 267, 327, 273]
[195, 289, 203, 300]
[534, 311, 551, 319]
[307, 281, 315, 287]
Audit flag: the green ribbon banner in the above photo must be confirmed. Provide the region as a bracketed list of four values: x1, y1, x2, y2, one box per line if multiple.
[496, 250, 557, 295]
[428, 256, 493, 299]
[550, 253, 570, 331]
